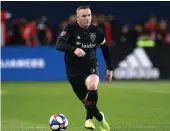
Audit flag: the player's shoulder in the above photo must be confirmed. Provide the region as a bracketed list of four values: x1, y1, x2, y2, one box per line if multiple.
[90, 24, 98, 30]
[90, 24, 104, 34]
[66, 22, 78, 29]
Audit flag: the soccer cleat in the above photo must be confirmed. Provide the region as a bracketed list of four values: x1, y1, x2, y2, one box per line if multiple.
[85, 119, 95, 130]
[99, 112, 110, 131]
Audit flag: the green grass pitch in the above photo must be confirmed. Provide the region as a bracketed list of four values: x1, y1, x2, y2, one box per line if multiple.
[1, 81, 170, 131]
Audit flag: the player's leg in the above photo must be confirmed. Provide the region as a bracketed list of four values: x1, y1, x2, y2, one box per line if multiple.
[85, 74, 102, 120]
[81, 95, 97, 130]
[67, 74, 95, 130]
[85, 74, 110, 131]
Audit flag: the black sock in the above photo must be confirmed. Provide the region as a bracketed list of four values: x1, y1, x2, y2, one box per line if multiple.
[84, 104, 93, 120]
[85, 90, 98, 120]
[94, 106, 103, 122]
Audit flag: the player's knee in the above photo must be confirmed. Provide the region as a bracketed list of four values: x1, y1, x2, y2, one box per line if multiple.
[85, 74, 99, 90]
[87, 82, 98, 90]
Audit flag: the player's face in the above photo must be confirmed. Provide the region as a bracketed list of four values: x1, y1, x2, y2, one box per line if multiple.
[77, 9, 92, 28]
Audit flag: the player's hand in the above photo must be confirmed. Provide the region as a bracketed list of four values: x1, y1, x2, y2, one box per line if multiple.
[74, 48, 86, 57]
[106, 70, 113, 82]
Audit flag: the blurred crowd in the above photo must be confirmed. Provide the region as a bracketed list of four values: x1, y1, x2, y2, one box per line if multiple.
[1, 9, 170, 47]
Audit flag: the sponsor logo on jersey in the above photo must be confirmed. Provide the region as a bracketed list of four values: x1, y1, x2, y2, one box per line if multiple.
[82, 43, 96, 48]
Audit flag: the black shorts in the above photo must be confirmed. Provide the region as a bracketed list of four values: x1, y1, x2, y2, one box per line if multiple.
[67, 66, 99, 100]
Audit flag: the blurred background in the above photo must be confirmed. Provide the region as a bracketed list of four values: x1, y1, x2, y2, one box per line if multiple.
[1, 2, 170, 131]
[1, 1, 170, 81]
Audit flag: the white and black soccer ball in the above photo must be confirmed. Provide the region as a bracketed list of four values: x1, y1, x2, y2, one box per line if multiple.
[49, 113, 68, 131]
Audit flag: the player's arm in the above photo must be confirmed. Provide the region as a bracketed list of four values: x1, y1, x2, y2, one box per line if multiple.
[56, 38, 77, 53]
[100, 37, 113, 81]
[98, 29, 112, 71]
[100, 39, 113, 70]
[56, 25, 86, 57]
[56, 25, 76, 53]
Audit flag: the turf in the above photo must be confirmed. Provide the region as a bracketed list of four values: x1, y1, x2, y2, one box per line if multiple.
[1, 81, 170, 131]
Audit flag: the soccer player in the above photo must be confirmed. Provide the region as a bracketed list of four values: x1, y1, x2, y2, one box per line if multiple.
[56, 5, 112, 131]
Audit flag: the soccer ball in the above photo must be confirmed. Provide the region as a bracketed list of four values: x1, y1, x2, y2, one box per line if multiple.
[49, 113, 68, 131]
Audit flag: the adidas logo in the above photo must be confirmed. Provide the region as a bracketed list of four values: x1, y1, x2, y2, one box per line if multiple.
[113, 48, 160, 79]
[76, 36, 81, 39]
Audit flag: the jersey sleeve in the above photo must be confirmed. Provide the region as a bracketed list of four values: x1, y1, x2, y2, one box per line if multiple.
[58, 24, 72, 42]
[56, 24, 77, 53]
[97, 27, 113, 70]
[97, 28, 106, 45]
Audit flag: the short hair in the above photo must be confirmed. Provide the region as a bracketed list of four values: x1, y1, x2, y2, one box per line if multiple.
[76, 5, 90, 15]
